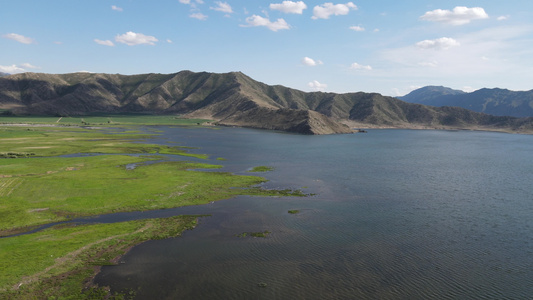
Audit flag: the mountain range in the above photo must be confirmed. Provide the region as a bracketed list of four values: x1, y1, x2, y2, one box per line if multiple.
[400, 86, 533, 118]
[1, 71, 532, 134]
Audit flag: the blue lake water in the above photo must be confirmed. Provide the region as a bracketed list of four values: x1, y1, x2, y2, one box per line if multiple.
[95, 127, 533, 299]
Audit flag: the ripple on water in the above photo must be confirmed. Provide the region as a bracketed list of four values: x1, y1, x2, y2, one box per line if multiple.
[95, 128, 533, 299]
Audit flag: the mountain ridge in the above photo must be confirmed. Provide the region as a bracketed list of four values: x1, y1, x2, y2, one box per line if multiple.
[1, 71, 532, 134]
[400, 86, 533, 118]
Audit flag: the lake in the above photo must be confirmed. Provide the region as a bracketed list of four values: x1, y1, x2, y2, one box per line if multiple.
[95, 127, 533, 299]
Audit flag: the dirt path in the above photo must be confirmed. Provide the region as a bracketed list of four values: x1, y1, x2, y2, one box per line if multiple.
[13, 223, 153, 290]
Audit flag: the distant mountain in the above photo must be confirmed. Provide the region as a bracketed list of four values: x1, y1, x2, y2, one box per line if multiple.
[0, 72, 10, 77]
[400, 86, 533, 118]
[1, 71, 532, 134]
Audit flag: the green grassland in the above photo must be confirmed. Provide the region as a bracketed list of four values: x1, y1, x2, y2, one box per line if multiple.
[0, 215, 200, 299]
[0, 126, 206, 158]
[0, 114, 210, 127]
[0, 123, 304, 298]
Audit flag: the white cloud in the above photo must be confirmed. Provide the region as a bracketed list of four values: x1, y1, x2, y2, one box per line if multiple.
[111, 5, 123, 12]
[94, 39, 115, 46]
[270, 1, 307, 14]
[308, 80, 327, 91]
[115, 32, 158, 46]
[167, 39, 173, 43]
[190, 12, 208, 20]
[392, 86, 422, 97]
[210, 1, 233, 13]
[420, 6, 488, 26]
[180, 0, 204, 6]
[0, 64, 25, 73]
[350, 62, 372, 70]
[349, 25, 365, 32]
[241, 15, 290, 31]
[312, 2, 357, 20]
[418, 61, 439, 68]
[2, 33, 35, 44]
[20, 63, 39, 69]
[497, 15, 509, 21]
[416, 37, 460, 50]
[0, 63, 39, 73]
[302, 57, 323, 66]
[379, 25, 533, 90]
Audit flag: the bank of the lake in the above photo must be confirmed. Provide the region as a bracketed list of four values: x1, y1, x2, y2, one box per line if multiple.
[0, 124, 302, 299]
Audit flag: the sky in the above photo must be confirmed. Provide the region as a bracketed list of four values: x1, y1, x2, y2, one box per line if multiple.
[1, 0, 532, 96]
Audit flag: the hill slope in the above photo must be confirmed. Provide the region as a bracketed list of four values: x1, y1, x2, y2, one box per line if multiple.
[400, 86, 533, 118]
[1, 71, 532, 134]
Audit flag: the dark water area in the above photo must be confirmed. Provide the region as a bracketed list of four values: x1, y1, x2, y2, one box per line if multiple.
[95, 127, 533, 299]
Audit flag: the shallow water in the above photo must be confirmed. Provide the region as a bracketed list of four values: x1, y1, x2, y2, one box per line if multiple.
[95, 127, 533, 299]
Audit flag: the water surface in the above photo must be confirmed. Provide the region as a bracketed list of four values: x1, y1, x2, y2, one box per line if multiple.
[96, 128, 533, 299]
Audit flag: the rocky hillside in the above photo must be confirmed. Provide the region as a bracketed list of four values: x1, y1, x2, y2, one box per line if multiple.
[1, 71, 532, 134]
[400, 86, 533, 118]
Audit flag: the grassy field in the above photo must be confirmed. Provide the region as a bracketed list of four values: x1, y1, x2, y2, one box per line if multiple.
[0, 114, 210, 127]
[0, 215, 200, 299]
[0, 123, 304, 299]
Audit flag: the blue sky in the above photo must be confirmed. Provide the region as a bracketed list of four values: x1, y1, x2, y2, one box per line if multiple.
[1, 0, 532, 96]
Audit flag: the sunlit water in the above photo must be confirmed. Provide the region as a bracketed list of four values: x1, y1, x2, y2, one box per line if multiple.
[95, 127, 533, 299]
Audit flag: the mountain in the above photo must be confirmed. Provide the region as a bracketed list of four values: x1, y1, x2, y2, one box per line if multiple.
[400, 86, 466, 104]
[400, 86, 533, 118]
[0, 72, 10, 77]
[1, 71, 532, 134]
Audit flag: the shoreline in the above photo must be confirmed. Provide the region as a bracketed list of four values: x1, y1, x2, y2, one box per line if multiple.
[340, 120, 533, 135]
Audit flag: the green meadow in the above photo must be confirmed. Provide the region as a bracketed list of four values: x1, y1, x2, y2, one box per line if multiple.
[0, 114, 210, 127]
[0, 121, 304, 299]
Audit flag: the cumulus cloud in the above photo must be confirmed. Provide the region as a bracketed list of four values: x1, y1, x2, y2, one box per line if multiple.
[497, 15, 509, 21]
[349, 25, 365, 32]
[0, 65, 25, 73]
[180, 0, 204, 6]
[111, 5, 123, 12]
[416, 37, 460, 50]
[312, 2, 357, 20]
[210, 1, 233, 13]
[190, 12, 208, 20]
[241, 15, 290, 31]
[270, 1, 307, 14]
[308, 80, 327, 91]
[302, 57, 323, 66]
[350, 62, 372, 70]
[20, 63, 40, 69]
[94, 39, 115, 46]
[115, 32, 158, 46]
[167, 39, 173, 43]
[0, 63, 39, 73]
[420, 6, 488, 26]
[2, 33, 35, 44]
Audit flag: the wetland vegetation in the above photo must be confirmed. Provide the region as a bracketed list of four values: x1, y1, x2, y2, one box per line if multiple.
[247, 166, 274, 172]
[0, 117, 305, 299]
